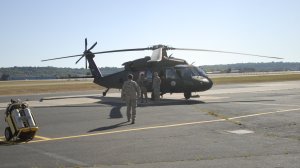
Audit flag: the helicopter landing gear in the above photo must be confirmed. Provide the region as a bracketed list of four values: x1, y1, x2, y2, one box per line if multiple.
[184, 92, 191, 100]
[103, 88, 110, 96]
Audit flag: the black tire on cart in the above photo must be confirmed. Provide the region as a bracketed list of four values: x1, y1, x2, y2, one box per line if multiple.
[4, 127, 13, 141]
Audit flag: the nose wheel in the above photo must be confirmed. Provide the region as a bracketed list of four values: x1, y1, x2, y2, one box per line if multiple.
[184, 92, 191, 99]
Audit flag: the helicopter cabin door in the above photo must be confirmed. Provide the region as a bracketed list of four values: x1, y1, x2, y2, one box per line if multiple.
[144, 69, 153, 91]
[164, 67, 181, 93]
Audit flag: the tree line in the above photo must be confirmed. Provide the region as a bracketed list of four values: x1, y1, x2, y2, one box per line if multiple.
[0, 66, 123, 80]
[0, 62, 299, 80]
[201, 62, 300, 73]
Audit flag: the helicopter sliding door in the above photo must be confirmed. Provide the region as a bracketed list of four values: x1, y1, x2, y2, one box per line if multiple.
[144, 69, 153, 91]
[164, 67, 182, 93]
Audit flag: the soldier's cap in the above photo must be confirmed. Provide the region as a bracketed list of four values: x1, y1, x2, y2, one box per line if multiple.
[128, 74, 133, 79]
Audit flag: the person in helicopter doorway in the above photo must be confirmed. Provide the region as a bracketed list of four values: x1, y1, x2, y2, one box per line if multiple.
[137, 73, 148, 103]
[152, 72, 161, 101]
[121, 74, 141, 124]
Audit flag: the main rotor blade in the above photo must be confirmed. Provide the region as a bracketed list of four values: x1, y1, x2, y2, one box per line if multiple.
[170, 48, 283, 59]
[88, 42, 97, 51]
[93, 47, 151, 55]
[41, 54, 82, 62]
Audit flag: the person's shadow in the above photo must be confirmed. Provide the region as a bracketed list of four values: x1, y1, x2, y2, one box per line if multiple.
[88, 121, 130, 132]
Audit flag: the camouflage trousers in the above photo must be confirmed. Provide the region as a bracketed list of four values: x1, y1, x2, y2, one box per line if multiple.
[125, 97, 137, 121]
[140, 86, 148, 102]
[153, 88, 160, 101]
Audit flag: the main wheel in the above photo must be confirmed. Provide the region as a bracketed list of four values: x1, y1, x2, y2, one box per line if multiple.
[184, 92, 191, 100]
[4, 127, 13, 141]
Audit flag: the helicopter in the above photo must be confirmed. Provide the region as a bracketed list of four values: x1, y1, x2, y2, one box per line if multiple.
[42, 38, 282, 99]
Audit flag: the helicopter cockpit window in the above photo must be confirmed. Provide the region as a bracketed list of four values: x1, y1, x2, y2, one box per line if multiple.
[181, 68, 193, 79]
[191, 67, 207, 77]
[166, 68, 178, 79]
[175, 66, 207, 79]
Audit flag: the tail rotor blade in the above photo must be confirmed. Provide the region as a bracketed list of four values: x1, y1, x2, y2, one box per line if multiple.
[85, 57, 87, 69]
[76, 55, 85, 64]
[85, 38, 87, 51]
[88, 42, 97, 51]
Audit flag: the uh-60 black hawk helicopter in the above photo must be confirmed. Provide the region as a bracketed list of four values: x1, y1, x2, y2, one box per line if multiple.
[42, 38, 282, 99]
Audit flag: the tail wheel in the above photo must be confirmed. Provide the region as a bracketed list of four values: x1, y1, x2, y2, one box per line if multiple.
[4, 127, 13, 141]
[184, 92, 191, 100]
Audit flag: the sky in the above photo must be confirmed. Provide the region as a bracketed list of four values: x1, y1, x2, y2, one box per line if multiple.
[1, 0, 300, 68]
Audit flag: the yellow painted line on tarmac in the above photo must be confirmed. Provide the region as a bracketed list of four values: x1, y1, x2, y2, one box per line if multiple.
[34, 135, 52, 140]
[229, 108, 300, 120]
[27, 107, 300, 144]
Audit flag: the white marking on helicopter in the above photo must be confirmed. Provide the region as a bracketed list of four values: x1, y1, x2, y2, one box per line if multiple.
[170, 81, 176, 86]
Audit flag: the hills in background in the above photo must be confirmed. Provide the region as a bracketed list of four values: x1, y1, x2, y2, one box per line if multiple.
[1, 62, 300, 80]
[202, 62, 300, 73]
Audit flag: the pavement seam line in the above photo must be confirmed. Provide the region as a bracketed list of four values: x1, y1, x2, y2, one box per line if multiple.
[236, 102, 300, 107]
[20, 145, 89, 166]
[199, 108, 242, 126]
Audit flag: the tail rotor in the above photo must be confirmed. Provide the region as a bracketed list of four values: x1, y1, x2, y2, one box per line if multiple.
[75, 38, 98, 69]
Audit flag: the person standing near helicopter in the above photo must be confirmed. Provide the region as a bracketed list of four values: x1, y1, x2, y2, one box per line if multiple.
[121, 74, 141, 124]
[137, 73, 148, 103]
[152, 72, 161, 101]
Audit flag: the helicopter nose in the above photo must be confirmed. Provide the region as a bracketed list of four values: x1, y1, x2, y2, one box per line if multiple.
[192, 76, 210, 83]
[192, 76, 213, 90]
[206, 77, 213, 89]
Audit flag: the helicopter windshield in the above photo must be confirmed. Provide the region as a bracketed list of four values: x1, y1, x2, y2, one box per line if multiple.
[174, 66, 207, 79]
[192, 67, 207, 77]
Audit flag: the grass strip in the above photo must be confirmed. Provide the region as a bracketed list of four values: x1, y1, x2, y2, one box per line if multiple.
[0, 74, 300, 96]
[212, 74, 300, 85]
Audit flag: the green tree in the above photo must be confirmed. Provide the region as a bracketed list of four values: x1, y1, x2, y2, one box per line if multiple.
[1, 74, 10, 80]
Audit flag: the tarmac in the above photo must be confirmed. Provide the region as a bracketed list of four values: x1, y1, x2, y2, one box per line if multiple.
[0, 81, 299, 168]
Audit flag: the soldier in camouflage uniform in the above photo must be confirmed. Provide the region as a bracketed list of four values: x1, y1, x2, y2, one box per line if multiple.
[121, 74, 141, 124]
[137, 73, 148, 103]
[152, 72, 161, 101]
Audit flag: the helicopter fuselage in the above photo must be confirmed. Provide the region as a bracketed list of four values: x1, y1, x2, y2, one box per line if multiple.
[94, 63, 213, 99]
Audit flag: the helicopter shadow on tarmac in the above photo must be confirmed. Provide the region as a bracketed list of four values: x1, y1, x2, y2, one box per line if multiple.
[36, 95, 203, 133]
[87, 96, 203, 133]
[98, 96, 203, 117]
[89, 97, 277, 133]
